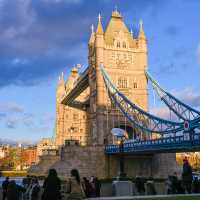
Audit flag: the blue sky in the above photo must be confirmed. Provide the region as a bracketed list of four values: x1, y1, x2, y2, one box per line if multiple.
[0, 0, 200, 144]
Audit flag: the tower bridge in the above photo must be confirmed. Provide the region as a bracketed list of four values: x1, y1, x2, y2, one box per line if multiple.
[31, 10, 200, 179]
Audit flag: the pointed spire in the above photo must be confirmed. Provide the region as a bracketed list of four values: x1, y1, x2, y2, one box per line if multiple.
[91, 24, 94, 33]
[112, 7, 122, 18]
[58, 72, 64, 85]
[89, 24, 95, 44]
[138, 19, 146, 40]
[130, 29, 133, 37]
[96, 13, 104, 35]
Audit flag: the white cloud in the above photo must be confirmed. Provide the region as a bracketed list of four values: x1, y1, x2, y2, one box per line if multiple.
[0, 102, 24, 113]
[150, 87, 200, 121]
[171, 87, 200, 108]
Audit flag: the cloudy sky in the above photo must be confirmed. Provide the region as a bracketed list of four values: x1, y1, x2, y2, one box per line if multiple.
[0, 0, 200, 144]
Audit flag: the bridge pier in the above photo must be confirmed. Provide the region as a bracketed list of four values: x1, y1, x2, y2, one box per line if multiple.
[151, 153, 181, 178]
[29, 142, 180, 180]
[107, 153, 180, 179]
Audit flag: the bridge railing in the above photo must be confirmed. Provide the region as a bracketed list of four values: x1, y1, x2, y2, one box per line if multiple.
[105, 133, 200, 154]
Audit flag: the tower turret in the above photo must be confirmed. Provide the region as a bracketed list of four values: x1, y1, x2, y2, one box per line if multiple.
[96, 14, 104, 35]
[95, 13, 104, 107]
[138, 20, 147, 50]
[56, 72, 65, 100]
[88, 24, 95, 46]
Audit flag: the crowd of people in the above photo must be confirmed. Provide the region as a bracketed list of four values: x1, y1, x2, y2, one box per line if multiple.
[1, 158, 200, 199]
[134, 158, 200, 196]
[2, 176, 40, 200]
[166, 158, 199, 194]
[1, 169, 101, 200]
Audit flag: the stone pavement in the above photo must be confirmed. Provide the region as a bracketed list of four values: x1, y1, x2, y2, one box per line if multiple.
[88, 193, 200, 200]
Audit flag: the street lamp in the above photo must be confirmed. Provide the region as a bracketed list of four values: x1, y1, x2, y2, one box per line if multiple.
[111, 128, 127, 179]
[118, 136, 126, 179]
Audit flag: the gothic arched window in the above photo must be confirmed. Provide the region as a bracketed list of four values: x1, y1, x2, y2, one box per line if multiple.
[118, 77, 128, 88]
[116, 41, 120, 48]
[123, 42, 126, 48]
[133, 82, 137, 88]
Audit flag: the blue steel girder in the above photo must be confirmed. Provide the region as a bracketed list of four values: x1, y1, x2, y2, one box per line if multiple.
[105, 133, 200, 155]
[100, 65, 184, 134]
[61, 67, 89, 105]
[146, 71, 200, 125]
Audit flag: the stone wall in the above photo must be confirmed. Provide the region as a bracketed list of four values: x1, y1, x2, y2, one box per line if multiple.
[151, 153, 181, 178]
[29, 144, 180, 180]
[28, 155, 60, 176]
[51, 145, 108, 178]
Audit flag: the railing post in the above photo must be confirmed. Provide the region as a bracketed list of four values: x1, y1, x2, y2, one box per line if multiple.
[119, 138, 126, 179]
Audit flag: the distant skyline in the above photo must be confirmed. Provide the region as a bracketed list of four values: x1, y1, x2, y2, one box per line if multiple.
[0, 0, 200, 143]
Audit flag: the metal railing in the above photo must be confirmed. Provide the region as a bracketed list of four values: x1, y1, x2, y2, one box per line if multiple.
[105, 133, 200, 154]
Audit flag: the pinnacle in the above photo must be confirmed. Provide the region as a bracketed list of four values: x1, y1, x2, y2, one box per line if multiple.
[138, 19, 146, 40]
[96, 13, 104, 34]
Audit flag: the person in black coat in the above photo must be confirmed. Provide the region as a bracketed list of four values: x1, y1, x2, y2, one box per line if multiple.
[7, 180, 25, 200]
[93, 177, 101, 197]
[2, 176, 9, 200]
[42, 168, 61, 200]
[182, 158, 193, 194]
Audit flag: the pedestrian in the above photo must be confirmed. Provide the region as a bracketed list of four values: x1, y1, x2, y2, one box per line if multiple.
[24, 177, 33, 200]
[82, 177, 92, 198]
[146, 178, 156, 195]
[171, 172, 178, 194]
[176, 180, 185, 194]
[135, 176, 145, 195]
[166, 175, 173, 194]
[67, 169, 85, 200]
[93, 177, 101, 197]
[2, 176, 9, 200]
[89, 176, 96, 197]
[192, 177, 200, 193]
[30, 177, 40, 200]
[182, 158, 193, 193]
[7, 180, 24, 200]
[42, 168, 61, 200]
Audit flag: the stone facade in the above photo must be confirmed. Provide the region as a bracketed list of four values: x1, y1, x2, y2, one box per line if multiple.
[32, 10, 178, 179]
[56, 68, 89, 146]
[56, 10, 148, 146]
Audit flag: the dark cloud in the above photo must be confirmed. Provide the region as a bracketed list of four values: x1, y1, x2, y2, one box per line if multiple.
[0, 0, 165, 88]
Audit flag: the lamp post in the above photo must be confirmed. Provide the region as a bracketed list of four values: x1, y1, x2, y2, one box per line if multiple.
[118, 136, 126, 179]
[111, 128, 127, 179]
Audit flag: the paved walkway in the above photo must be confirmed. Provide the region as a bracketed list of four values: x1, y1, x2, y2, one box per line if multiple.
[88, 193, 200, 200]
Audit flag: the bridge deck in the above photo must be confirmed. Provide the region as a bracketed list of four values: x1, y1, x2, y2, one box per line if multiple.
[105, 133, 200, 155]
[61, 67, 89, 105]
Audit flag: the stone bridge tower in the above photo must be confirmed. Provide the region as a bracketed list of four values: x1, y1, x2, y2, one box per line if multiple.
[32, 10, 178, 179]
[88, 10, 148, 145]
